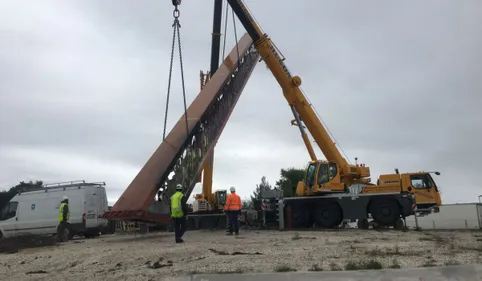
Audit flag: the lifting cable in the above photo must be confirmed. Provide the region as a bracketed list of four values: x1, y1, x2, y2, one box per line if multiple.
[221, 2, 240, 65]
[162, 0, 189, 141]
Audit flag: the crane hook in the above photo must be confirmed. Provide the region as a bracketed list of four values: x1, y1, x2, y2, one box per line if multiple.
[172, 0, 181, 18]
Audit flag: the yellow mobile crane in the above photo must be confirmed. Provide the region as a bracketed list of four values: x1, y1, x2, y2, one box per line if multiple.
[224, 0, 442, 228]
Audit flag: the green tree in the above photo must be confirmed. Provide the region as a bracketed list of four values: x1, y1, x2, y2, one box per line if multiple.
[242, 199, 254, 210]
[275, 168, 305, 197]
[250, 176, 272, 210]
[0, 180, 43, 210]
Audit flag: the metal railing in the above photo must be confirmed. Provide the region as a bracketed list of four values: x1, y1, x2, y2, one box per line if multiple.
[19, 180, 106, 193]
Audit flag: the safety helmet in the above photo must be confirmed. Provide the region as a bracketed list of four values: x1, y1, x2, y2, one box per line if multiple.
[62, 196, 68, 201]
[176, 184, 183, 191]
[230, 186, 236, 193]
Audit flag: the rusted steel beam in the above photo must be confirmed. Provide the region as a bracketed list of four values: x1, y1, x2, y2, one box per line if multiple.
[106, 33, 259, 221]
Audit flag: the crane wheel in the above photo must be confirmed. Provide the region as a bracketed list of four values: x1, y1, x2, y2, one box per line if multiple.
[288, 202, 311, 228]
[369, 199, 401, 226]
[312, 202, 343, 228]
[394, 218, 405, 230]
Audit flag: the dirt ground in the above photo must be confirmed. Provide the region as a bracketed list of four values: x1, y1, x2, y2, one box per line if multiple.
[1, 229, 481, 281]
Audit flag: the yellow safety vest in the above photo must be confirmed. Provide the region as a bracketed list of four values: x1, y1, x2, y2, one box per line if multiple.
[170, 191, 184, 218]
[58, 202, 70, 223]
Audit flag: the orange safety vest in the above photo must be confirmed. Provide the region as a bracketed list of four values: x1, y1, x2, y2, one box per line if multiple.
[224, 193, 242, 211]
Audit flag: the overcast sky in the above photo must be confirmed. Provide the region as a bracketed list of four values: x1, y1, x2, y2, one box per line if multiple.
[0, 0, 480, 206]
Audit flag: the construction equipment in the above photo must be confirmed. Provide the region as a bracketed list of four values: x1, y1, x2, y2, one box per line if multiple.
[225, 0, 442, 228]
[104, 0, 259, 225]
[106, 0, 442, 230]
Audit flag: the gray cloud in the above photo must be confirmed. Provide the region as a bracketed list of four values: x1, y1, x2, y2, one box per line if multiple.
[1, 0, 481, 205]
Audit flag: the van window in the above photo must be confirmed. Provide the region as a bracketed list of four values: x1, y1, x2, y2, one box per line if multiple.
[0, 201, 18, 221]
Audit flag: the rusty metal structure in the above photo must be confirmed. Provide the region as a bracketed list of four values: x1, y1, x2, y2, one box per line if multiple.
[105, 33, 259, 222]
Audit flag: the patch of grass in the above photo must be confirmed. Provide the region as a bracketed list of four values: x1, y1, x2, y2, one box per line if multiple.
[329, 262, 342, 271]
[215, 268, 244, 274]
[308, 264, 323, 271]
[422, 259, 437, 267]
[389, 259, 401, 269]
[444, 260, 460, 266]
[274, 264, 296, 272]
[419, 233, 446, 244]
[365, 245, 420, 257]
[291, 232, 316, 241]
[448, 242, 457, 251]
[365, 248, 385, 257]
[460, 245, 482, 253]
[345, 260, 383, 270]
[418, 236, 434, 242]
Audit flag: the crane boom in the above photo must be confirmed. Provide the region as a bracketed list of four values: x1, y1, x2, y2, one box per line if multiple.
[226, 0, 370, 184]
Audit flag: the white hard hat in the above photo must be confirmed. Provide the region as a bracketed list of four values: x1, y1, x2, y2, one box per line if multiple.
[62, 196, 68, 201]
[230, 186, 236, 193]
[176, 184, 183, 191]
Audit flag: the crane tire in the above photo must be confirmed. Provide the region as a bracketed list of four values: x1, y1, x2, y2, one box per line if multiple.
[394, 218, 405, 230]
[288, 202, 311, 228]
[369, 199, 401, 226]
[312, 202, 343, 228]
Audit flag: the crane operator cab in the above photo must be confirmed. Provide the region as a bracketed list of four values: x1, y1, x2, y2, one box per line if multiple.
[296, 160, 346, 196]
[214, 190, 227, 208]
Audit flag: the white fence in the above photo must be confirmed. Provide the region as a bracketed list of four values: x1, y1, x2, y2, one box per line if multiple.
[406, 203, 482, 230]
[405, 218, 481, 230]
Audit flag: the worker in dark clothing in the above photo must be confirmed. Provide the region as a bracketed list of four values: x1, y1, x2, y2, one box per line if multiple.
[170, 184, 189, 243]
[57, 196, 70, 242]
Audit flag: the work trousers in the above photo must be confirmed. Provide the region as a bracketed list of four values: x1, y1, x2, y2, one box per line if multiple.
[226, 210, 240, 234]
[173, 217, 187, 242]
[57, 221, 69, 242]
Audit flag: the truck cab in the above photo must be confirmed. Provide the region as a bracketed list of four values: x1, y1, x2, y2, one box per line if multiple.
[362, 171, 442, 212]
[401, 172, 442, 212]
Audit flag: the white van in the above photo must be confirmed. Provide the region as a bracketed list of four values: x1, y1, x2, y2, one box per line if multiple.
[0, 180, 109, 239]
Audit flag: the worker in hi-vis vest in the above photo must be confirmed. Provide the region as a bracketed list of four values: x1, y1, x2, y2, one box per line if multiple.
[57, 196, 70, 242]
[224, 186, 242, 235]
[170, 184, 189, 243]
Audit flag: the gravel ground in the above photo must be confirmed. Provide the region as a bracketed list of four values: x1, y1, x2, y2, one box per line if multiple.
[1, 229, 481, 281]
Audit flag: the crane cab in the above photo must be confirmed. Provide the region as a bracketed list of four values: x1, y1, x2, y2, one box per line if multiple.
[296, 161, 345, 196]
[192, 189, 227, 212]
[214, 190, 227, 208]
